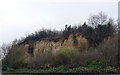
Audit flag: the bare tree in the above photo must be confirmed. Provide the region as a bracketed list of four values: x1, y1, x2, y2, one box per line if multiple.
[108, 18, 114, 25]
[1, 43, 11, 58]
[88, 11, 107, 28]
[12, 39, 18, 45]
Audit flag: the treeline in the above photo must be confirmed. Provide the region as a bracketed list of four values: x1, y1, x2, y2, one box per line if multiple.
[11, 12, 115, 48]
[17, 22, 115, 48]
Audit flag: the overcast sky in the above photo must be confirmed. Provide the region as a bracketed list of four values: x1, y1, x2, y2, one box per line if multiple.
[0, 0, 119, 45]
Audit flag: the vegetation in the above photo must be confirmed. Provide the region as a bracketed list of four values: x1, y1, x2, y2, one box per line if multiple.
[20, 21, 115, 47]
[1, 12, 119, 74]
[2, 65, 120, 74]
[2, 45, 28, 69]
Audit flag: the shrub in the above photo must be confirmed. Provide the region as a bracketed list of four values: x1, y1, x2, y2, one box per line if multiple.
[86, 60, 104, 70]
[28, 51, 54, 69]
[2, 45, 27, 69]
[58, 48, 70, 55]
[97, 33, 118, 67]
[6, 68, 15, 72]
[102, 66, 118, 73]
[56, 65, 68, 73]
[73, 34, 78, 44]
[53, 48, 79, 67]
[2, 65, 8, 71]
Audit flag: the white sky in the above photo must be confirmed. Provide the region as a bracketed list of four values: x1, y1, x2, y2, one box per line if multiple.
[0, 0, 119, 45]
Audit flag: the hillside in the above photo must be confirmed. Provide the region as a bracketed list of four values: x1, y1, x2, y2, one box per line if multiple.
[1, 12, 120, 74]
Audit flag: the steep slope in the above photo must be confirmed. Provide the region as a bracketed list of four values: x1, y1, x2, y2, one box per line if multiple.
[33, 33, 88, 54]
[23, 33, 88, 63]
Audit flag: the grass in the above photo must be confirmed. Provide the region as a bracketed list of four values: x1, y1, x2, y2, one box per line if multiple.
[2, 65, 120, 74]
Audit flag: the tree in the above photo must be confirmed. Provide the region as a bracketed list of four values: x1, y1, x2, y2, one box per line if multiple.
[3, 45, 27, 69]
[63, 25, 72, 38]
[1, 43, 11, 58]
[88, 11, 107, 28]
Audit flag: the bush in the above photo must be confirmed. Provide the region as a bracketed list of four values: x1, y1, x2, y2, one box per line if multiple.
[53, 48, 79, 67]
[6, 68, 15, 72]
[2, 65, 8, 71]
[102, 66, 118, 73]
[96, 33, 118, 67]
[55, 65, 68, 73]
[28, 51, 54, 69]
[86, 60, 104, 70]
[73, 34, 78, 44]
[2, 45, 27, 69]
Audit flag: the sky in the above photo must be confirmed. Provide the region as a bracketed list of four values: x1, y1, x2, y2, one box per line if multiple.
[118, 1, 120, 19]
[0, 0, 119, 45]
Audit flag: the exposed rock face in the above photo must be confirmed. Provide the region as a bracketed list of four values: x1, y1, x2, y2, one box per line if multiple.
[28, 33, 89, 56]
[13, 33, 89, 63]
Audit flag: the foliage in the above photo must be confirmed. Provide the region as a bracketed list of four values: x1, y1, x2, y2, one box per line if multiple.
[53, 48, 79, 67]
[2, 65, 8, 71]
[2, 65, 120, 74]
[2, 45, 27, 69]
[86, 60, 104, 70]
[73, 34, 78, 44]
[28, 52, 53, 69]
[14, 21, 115, 48]
[96, 33, 118, 67]
[1, 12, 118, 73]
[2, 33, 118, 70]
[5, 68, 15, 73]
[102, 66, 118, 73]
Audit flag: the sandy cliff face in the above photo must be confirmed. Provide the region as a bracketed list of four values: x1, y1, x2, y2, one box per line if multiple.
[20, 33, 89, 63]
[30, 33, 88, 56]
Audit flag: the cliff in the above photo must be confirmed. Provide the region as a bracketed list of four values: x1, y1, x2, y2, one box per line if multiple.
[22, 33, 88, 63]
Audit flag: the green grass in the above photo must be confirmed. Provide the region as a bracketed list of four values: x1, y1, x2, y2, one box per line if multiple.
[2, 65, 120, 74]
